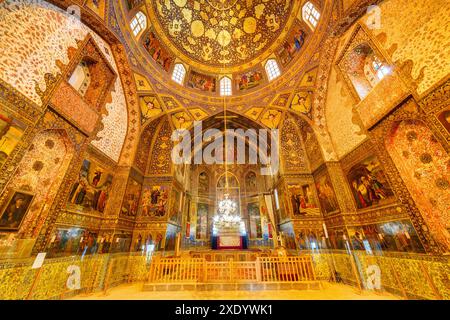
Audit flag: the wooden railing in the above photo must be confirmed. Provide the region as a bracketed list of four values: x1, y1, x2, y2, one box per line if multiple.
[0, 253, 150, 300]
[259, 256, 316, 282]
[147, 256, 317, 284]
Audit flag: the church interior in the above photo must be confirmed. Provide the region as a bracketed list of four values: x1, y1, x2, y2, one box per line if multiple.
[0, 0, 448, 301]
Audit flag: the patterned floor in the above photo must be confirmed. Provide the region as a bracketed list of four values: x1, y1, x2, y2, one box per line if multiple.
[70, 282, 399, 300]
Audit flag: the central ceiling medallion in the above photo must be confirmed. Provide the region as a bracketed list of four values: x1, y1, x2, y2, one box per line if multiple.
[150, 0, 294, 69]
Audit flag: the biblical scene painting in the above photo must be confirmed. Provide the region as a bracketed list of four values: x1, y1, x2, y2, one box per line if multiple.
[279, 222, 297, 250]
[198, 171, 209, 194]
[140, 185, 169, 218]
[187, 70, 216, 93]
[169, 189, 182, 224]
[288, 184, 320, 217]
[245, 171, 257, 192]
[234, 70, 263, 91]
[277, 23, 307, 66]
[315, 174, 339, 214]
[346, 155, 394, 210]
[142, 30, 174, 72]
[68, 159, 113, 214]
[0, 110, 26, 167]
[120, 178, 142, 218]
[196, 203, 209, 240]
[165, 224, 180, 251]
[0, 190, 34, 231]
[248, 202, 262, 239]
[347, 220, 425, 253]
[48, 227, 99, 257]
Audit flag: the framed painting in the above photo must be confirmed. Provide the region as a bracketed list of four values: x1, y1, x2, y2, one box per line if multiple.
[0, 190, 34, 231]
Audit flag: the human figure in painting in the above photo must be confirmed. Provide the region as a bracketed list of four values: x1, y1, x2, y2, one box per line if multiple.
[150, 187, 160, 205]
[0, 194, 27, 228]
[135, 233, 142, 252]
[92, 170, 102, 187]
[96, 181, 110, 212]
[294, 30, 306, 51]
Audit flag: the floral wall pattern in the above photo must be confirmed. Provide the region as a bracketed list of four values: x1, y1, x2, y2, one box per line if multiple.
[386, 119, 450, 252]
[367, 0, 450, 95]
[0, 0, 127, 162]
[1, 129, 74, 238]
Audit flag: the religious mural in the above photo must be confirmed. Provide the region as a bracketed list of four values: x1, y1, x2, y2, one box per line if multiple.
[234, 70, 264, 91]
[68, 159, 113, 214]
[245, 171, 257, 192]
[164, 224, 180, 251]
[187, 70, 216, 93]
[140, 185, 169, 218]
[142, 30, 174, 72]
[120, 178, 142, 218]
[0, 191, 34, 231]
[196, 203, 209, 240]
[0, 110, 26, 167]
[169, 188, 182, 225]
[346, 220, 425, 253]
[346, 155, 395, 209]
[198, 171, 209, 194]
[279, 222, 297, 250]
[48, 227, 99, 257]
[315, 173, 339, 215]
[248, 202, 262, 239]
[288, 184, 319, 217]
[277, 24, 307, 66]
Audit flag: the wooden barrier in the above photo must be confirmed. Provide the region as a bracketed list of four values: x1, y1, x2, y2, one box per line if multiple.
[147, 256, 316, 284]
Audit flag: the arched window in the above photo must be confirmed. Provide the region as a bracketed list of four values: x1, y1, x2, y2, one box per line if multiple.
[68, 61, 91, 96]
[172, 63, 186, 85]
[372, 56, 390, 80]
[302, 2, 320, 30]
[130, 11, 147, 37]
[265, 59, 281, 81]
[220, 77, 232, 96]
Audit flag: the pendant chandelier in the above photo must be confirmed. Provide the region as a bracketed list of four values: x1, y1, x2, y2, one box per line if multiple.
[212, 24, 242, 230]
[214, 193, 241, 226]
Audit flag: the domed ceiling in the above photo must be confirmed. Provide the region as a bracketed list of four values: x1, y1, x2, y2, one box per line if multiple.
[149, 0, 295, 70]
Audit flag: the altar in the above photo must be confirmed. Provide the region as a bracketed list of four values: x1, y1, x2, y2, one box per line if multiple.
[212, 224, 248, 250]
